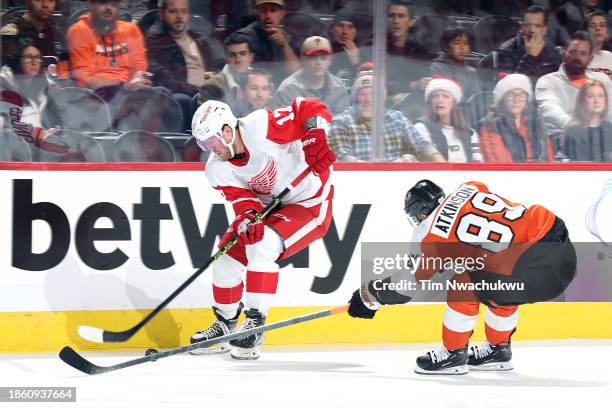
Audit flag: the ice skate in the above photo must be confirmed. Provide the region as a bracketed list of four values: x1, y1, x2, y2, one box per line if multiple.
[468, 341, 513, 371]
[230, 309, 266, 360]
[189, 304, 242, 355]
[414, 345, 468, 375]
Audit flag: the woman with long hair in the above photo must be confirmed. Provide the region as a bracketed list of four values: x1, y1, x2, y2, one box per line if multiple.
[562, 79, 612, 161]
[0, 38, 59, 143]
[414, 76, 481, 162]
[479, 73, 550, 162]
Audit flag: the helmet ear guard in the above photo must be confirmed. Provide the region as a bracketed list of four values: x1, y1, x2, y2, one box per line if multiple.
[404, 179, 445, 227]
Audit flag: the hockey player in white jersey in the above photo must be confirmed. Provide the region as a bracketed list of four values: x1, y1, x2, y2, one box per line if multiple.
[190, 97, 335, 360]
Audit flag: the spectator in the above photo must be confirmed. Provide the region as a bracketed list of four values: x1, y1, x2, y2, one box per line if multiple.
[327, 12, 367, 84]
[497, 6, 562, 84]
[431, 27, 479, 101]
[235, 67, 276, 116]
[1, 0, 67, 68]
[536, 31, 612, 135]
[0, 38, 60, 130]
[146, 0, 213, 130]
[556, 0, 600, 39]
[120, 0, 150, 21]
[235, 0, 300, 84]
[585, 10, 612, 78]
[479, 73, 551, 162]
[198, 32, 254, 109]
[386, 0, 434, 97]
[562, 79, 612, 160]
[276, 36, 349, 115]
[328, 73, 444, 162]
[66, 0, 151, 101]
[414, 77, 482, 162]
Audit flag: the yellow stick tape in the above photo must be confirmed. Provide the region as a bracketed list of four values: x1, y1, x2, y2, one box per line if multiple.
[1, 303, 610, 353]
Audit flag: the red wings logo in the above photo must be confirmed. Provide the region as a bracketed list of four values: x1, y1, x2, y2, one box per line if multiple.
[249, 158, 278, 195]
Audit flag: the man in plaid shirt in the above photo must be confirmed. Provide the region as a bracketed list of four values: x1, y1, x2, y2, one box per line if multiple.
[328, 73, 445, 162]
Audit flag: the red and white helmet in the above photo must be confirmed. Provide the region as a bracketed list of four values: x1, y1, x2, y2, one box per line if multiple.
[191, 100, 238, 155]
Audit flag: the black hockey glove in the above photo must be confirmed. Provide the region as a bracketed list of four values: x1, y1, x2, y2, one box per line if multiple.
[348, 278, 413, 319]
[348, 283, 381, 319]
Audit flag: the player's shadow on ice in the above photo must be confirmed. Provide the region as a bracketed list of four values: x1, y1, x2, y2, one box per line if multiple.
[226, 359, 371, 374]
[43, 255, 180, 349]
[402, 372, 606, 388]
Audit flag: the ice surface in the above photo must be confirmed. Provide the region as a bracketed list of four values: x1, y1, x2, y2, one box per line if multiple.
[1, 340, 610, 408]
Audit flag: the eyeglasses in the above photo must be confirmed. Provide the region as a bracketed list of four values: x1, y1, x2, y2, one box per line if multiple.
[504, 92, 528, 101]
[21, 55, 43, 63]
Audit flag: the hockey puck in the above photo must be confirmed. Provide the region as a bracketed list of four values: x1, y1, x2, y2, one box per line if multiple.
[145, 348, 159, 357]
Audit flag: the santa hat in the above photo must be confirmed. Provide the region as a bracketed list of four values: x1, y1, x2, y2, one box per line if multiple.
[424, 76, 463, 102]
[493, 73, 532, 106]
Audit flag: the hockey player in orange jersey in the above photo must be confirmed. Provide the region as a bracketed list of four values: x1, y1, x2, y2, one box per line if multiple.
[348, 180, 576, 375]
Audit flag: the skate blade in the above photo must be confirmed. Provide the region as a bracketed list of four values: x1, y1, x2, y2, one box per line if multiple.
[230, 345, 261, 360]
[189, 343, 230, 356]
[469, 361, 513, 371]
[414, 364, 468, 375]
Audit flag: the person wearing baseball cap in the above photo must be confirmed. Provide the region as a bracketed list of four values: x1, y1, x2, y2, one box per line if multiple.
[234, 0, 300, 85]
[413, 76, 482, 163]
[479, 73, 550, 162]
[277, 35, 349, 115]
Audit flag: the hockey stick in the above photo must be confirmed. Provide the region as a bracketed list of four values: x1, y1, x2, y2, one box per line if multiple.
[60, 305, 348, 375]
[77, 167, 313, 343]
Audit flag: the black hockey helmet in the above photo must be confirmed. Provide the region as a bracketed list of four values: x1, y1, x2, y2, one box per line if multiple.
[404, 179, 445, 226]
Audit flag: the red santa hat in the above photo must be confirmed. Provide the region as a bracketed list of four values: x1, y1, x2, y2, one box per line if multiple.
[424, 76, 463, 103]
[493, 73, 532, 106]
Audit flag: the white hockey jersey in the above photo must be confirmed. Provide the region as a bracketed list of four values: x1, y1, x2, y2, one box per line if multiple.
[205, 98, 334, 214]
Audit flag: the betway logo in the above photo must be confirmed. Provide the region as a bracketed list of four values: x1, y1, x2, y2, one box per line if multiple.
[10, 179, 370, 294]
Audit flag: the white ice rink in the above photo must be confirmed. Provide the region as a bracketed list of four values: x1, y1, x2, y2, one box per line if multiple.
[1, 340, 610, 408]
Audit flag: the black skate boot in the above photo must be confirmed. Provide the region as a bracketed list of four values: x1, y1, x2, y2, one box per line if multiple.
[468, 341, 513, 371]
[414, 345, 468, 375]
[189, 303, 242, 355]
[229, 309, 266, 360]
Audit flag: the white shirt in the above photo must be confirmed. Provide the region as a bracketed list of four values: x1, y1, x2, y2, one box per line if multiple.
[414, 122, 481, 162]
[589, 50, 612, 79]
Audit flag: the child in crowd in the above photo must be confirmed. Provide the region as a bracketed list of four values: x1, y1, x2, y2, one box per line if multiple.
[414, 76, 482, 162]
[479, 73, 551, 162]
[431, 27, 480, 101]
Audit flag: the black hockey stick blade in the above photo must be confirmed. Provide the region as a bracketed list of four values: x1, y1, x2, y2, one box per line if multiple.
[77, 167, 313, 344]
[61, 305, 348, 375]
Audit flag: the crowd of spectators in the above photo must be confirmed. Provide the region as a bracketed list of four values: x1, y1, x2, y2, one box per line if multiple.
[2, 0, 612, 162]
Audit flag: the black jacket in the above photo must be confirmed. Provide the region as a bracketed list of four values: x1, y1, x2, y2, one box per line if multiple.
[480, 112, 547, 162]
[562, 121, 612, 161]
[555, 0, 597, 40]
[497, 34, 562, 82]
[415, 117, 475, 162]
[145, 22, 212, 95]
[1, 13, 67, 64]
[386, 34, 434, 95]
[236, 21, 301, 84]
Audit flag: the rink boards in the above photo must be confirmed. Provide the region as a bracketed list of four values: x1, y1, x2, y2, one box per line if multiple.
[1, 162, 611, 352]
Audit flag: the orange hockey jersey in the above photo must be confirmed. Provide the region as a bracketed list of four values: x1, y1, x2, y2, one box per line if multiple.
[414, 181, 557, 282]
